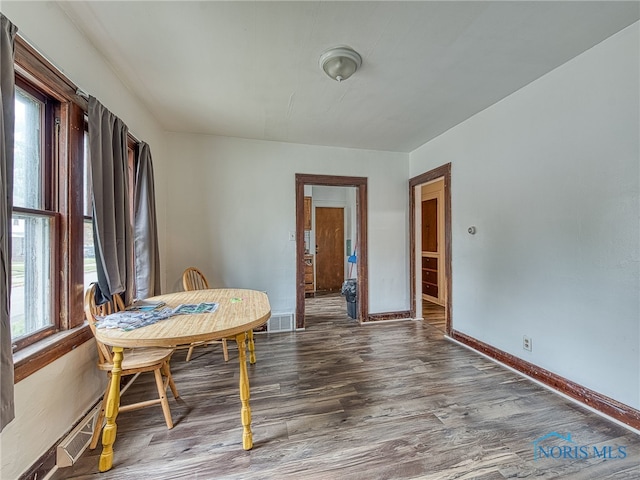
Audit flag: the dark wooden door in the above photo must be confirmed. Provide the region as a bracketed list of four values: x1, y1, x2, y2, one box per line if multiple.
[315, 207, 344, 292]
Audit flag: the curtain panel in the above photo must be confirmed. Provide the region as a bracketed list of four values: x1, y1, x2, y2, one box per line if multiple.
[0, 13, 17, 432]
[88, 97, 134, 305]
[134, 142, 161, 299]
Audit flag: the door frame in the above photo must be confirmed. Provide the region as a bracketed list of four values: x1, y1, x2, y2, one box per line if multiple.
[409, 163, 452, 334]
[295, 174, 368, 329]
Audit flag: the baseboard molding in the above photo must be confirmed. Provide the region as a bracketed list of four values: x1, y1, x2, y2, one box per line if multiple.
[18, 444, 57, 480]
[367, 310, 411, 322]
[450, 329, 640, 431]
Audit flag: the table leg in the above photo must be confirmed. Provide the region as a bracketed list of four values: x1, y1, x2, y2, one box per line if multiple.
[235, 333, 253, 450]
[99, 346, 123, 472]
[247, 329, 256, 364]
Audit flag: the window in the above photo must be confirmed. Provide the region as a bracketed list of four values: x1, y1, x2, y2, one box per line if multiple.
[83, 127, 97, 292]
[10, 51, 88, 365]
[10, 36, 136, 382]
[11, 82, 57, 348]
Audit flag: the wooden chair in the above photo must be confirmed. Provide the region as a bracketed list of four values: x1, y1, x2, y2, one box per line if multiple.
[182, 266, 210, 291]
[85, 284, 179, 450]
[182, 267, 229, 361]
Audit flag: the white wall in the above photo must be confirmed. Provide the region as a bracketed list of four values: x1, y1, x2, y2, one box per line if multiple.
[410, 23, 640, 409]
[0, 3, 168, 478]
[164, 134, 409, 315]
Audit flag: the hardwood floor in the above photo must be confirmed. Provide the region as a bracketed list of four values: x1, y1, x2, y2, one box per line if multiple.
[305, 291, 353, 324]
[422, 300, 446, 332]
[50, 302, 639, 479]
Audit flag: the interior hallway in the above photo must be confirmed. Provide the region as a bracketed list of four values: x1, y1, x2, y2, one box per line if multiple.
[305, 292, 352, 326]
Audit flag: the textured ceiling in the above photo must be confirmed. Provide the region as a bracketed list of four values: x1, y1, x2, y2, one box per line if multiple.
[57, 1, 639, 152]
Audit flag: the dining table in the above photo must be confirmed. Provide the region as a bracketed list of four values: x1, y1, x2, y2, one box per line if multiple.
[93, 288, 271, 472]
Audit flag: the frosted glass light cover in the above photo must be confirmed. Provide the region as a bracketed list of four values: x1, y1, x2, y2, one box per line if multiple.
[319, 47, 362, 82]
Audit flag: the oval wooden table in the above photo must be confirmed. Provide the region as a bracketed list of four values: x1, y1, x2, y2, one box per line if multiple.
[94, 288, 271, 472]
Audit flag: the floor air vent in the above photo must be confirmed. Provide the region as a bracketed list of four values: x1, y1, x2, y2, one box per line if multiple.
[56, 405, 100, 467]
[267, 313, 295, 332]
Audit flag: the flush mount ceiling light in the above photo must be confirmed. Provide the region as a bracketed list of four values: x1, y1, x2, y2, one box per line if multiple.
[319, 46, 362, 82]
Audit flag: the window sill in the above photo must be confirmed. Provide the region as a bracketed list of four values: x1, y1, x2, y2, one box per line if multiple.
[13, 323, 93, 383]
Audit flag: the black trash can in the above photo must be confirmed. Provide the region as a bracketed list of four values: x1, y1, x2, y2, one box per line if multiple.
[341, 279, 357, 319]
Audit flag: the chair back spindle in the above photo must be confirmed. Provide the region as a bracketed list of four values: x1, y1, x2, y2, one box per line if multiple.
[180, 267, 232, 361]
[84, 285, 125, 365]
[182, 267, 209, 291]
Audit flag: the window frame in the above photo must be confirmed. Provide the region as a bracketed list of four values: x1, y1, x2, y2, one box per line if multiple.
[9, 208, 59, 351]
[11, 77, 59, 350]
[10, 36, 136, 382]
[14, 76, 55, 210]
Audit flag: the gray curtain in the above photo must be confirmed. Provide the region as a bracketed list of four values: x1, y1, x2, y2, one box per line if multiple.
[134, 142, 161, 299]
[0, 13, 17, 432]
[88, 96, 134, 305]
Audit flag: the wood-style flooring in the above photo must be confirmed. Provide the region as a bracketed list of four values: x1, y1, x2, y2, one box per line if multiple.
[50, 295, 639, 479]
[422, 300, 446, 332]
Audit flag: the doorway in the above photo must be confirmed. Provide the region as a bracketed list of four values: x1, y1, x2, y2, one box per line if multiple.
[409, 164, 452, 334]
[295, 174, 368, 329]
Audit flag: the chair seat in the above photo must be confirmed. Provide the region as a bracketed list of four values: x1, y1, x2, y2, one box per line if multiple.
[97, 347, 175, 372]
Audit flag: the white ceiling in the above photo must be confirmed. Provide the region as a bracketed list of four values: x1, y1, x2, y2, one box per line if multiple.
[57, 1, 639, 153]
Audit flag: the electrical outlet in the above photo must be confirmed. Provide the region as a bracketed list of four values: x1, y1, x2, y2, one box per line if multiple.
[523, 336, 532, 352]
